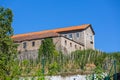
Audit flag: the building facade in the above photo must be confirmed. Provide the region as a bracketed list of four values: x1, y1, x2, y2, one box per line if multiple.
[12, 24, 95, 60]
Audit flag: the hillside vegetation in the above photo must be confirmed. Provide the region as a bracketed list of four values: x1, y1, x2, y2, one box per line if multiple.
[14, 38, 120, 78]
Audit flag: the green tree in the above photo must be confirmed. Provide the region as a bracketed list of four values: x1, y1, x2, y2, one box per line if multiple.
[0, 7, 17, 80]
[38, 38, 59, 76]
[38, 38, 58, 63]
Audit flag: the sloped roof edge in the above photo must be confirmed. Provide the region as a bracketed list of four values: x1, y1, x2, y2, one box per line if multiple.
[12, 24, 95, 41]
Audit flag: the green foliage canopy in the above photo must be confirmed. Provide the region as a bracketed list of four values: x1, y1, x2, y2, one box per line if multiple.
[0, 7, 17, 80]
[38, 38, 58, 62]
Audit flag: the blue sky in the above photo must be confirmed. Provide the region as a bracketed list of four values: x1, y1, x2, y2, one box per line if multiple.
[0, 0, 120, 52]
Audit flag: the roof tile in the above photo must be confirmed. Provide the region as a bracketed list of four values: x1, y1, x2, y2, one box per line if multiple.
[13, 32, 59, 42]
[12, 24, 90, 42]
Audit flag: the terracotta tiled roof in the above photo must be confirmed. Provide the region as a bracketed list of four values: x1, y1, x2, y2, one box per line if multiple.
[12, 24, 91, 42]
[52, 24, 90, 32]
[13, 32, 60, 42]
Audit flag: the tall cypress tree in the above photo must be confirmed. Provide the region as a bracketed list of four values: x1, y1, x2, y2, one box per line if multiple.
[0, 7, 17, 80]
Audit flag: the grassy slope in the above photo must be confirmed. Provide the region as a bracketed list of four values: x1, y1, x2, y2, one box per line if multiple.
[16, 49, 120, 77]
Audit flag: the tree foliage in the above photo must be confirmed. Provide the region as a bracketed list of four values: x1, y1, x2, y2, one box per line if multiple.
[48, 61, 60, 75]
[38, 38, 58, 63]
[0, 7, 17, 80]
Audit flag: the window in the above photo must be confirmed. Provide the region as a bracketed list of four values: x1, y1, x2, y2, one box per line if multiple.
[90, 41, 93, 44]
[23, 42, 26, 49]
[69, 34, 72, 39]
[32, 41, 35, 47]
[79, 47, 81, 50]
[75, 45, 77, 49]
[65, 40, 67, 45]
[90, 36, 92, 41]
[76, 32, 79, 37]
[70, 43, 72, 47]
[64, 34, 67, 37]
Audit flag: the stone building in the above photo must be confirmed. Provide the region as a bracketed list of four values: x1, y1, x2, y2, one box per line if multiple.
[12, 24, 95, 60]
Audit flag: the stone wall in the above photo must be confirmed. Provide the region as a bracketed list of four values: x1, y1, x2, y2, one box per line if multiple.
[84, 27, 94, 49]
[17, 36, 84, 60]
[52, 37, 62, 52]
[59, 26, 94, 50]
[60, 37, 84, 54]
[59, 30, 85, 45]
[18, 50, 38, 60]
[16, 26, 94, 60]
[17, 39, 41, 52]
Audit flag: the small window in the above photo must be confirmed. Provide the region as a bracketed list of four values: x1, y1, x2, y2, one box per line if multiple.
[75, 45, 77, 49]
[65, 40, 67, 45]
[90, 41, 93, 44]
[23, 42, 26, 49]
[76, 32, 79, 37]
[32, 41, 35, 47]
[64, 35, 67, 37]
[69, 34, 72, 39]
[90, 36, 92, 41]
[79, 47, 81, 50]
[73, 78, 76, 80]
[70, 43, 72, 47]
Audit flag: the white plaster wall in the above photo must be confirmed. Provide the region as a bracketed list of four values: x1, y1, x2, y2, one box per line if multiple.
[19, 75, 86, 80]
